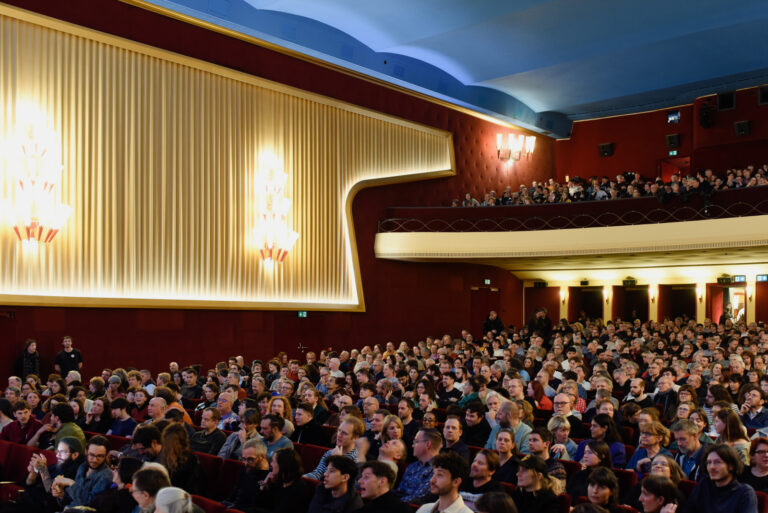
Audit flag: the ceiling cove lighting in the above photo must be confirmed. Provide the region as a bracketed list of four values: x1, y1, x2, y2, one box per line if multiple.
[2, 110, 72, 251]
[252, 155, 299, 266]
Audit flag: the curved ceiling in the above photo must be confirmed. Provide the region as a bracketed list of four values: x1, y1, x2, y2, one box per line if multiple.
[132, 0, 768, 137]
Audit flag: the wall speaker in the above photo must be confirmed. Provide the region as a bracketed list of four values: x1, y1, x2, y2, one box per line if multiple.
[734, 120, 751, 136]
[698, 103, 713, 128]
[718, 92, 735, 110]
[759, 86, 768, 105]
[533, 281, 548, 288]
[665, 134, 680, 148]
[598, 142, 614, 157]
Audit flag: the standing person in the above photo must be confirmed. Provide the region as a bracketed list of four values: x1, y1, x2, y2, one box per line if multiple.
[16, 339, 40, 380]
[683, 444, 757, 513]
[357, 461, 412, 513]
[415, 452, 472, 513]
[54, 336, 83, 376]
[308, 455, 364, 513]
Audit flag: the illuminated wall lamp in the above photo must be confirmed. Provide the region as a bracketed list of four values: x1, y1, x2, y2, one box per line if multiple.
[696, 286, 705, 303]
[649, 286, 657, 303]
[496, 133, 524, 161]
[560, 290, 567, 304]
[603, 286, 611, 303]
[525, 136, 536, 157]
[746, 286, 753, 302]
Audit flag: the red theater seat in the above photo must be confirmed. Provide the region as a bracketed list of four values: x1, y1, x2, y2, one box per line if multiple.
[678, 480, 697, 497]
[613, 468, 638, 497]
[192, 494, 227, 513]
[557, 458, 582, 478]
[215, 458, 244, 500]
[757, 491, 768, 513]
[296, 443, 328, 471]
[194, 451, 223, 496]
[555, 493, 572, 513]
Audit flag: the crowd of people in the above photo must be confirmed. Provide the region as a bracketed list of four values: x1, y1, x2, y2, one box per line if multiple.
[1, 308, 768, 513]
[450, 165, 768, 207]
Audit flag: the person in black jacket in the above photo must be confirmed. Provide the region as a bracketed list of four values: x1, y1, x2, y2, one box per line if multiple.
[292, 402, 331, 446]
[683, 444, 757, 513]
[357, 461, 411, 513]
[250, 448, 312, 513]
[510, 456, 559, 513]
[482, 311, 505, 336]
[308, 455, 364, 513]
[463, 402, 492, 447]
[16, 339, 40, 380]
[222, 439, 271, 511]
[157, 422, 203, 495]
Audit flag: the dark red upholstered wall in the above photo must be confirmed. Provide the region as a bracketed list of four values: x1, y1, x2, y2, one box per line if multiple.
[555, 106, 695, 181]
[556, 87, 768, 182]
[0, 0, 538, 378]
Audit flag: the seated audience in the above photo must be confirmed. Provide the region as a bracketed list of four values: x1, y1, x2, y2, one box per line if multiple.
[189, 406, 227, 455]
[415, 451, 472, 513]
[308, 454, 364, 513]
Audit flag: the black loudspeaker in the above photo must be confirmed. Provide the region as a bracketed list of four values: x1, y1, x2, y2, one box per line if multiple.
[598, 142, 614, 157]
[533, 281, 548, 288]
[665, 134, 680, 148]
[734, 120, 751, 136]
[699, 103, 713, 128]
[760, 86, 768, 105]
[718, 92, 735, 110]
[580, 280, 589, 286]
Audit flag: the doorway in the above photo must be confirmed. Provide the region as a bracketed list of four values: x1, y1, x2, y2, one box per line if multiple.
[707, 283, 747, 324]
[659, 284, 696, 321]
[623, 286, 649, 321]
[471, 287, 501, 335]
[568, 287, 604, 322]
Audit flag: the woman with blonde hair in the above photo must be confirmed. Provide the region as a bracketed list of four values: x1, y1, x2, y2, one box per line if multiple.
[158, 423, 202, 494]
[267, 396, 295, 437]
[626, 421, 672, 477]
[380, 414, 404, 444]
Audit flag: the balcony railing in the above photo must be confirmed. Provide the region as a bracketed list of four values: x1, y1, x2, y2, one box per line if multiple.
[378, 185, 768, 233]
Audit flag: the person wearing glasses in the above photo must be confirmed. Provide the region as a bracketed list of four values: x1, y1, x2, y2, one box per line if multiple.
[222, 439, 270, 510]
[626, 421, 671, 478]
[51, 435, 113, 508]
[131, 464, 172, 513]
[740, 437, 768, 493]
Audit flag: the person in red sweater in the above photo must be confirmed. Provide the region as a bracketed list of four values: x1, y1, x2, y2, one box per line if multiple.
[1, 400, 42, 444]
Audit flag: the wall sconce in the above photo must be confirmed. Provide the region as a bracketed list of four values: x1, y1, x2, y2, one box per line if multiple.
[560, 289, 567, 304]
[696, 286, 704, 303]
[525, 136, 536, 157]
[603, 286, 611, 303]
[649, 285, 657, 303]
[496, 133, 523, 161]
[746, 286, 753, 302]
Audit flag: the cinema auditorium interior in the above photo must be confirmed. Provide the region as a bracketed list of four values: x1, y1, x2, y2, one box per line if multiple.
[1, 2, 768, 513]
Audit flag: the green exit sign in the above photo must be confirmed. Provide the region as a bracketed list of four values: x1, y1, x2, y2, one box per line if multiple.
[484, 279, 491, 285]
[297, 311, 308, 318]
[668, 150, 678, 156]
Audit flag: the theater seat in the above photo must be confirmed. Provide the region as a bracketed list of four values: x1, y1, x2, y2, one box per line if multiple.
[192, 494, 227, 513]
[193, 451, 223, 496]
[756, 490, 768, 513]
[467, 445, 482, 460]
[555, 493, 572, 513]
[612, 468, 638, 497]
[215, 458, 244, 501]
[105, 434, 131, 452]
[0, 440, 14, 480]
[296, 443, 329, 471]
[556, 458, 582, 478]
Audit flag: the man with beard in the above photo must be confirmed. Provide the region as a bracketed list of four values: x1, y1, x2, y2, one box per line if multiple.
[51, 435, 112, 508]
[222, 439, 271, 510]
[6, 437, 84, 513]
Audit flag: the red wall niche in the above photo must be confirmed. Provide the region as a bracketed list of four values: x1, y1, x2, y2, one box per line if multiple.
[0, 0, 544, 379]
[756, 282, 768, 325]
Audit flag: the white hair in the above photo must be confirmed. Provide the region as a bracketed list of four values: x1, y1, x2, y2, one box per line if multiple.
[155, 487, 193, 513]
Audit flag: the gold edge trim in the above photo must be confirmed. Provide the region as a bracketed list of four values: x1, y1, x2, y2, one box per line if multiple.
[0, 295, 366, 312]
[114, 0, 540, 134]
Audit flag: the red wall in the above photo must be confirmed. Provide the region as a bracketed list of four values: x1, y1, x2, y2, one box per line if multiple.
[555, 106, 694, 181]
[524, 287, 561, 325]
[756, 282, 768, 325]
[0, 0, 538, 379]
[556, 87, 768, 181]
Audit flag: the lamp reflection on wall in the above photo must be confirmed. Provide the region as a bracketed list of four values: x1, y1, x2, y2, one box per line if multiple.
[2, 111, 72, 251]
[252, 155, 299, 266]
[603, 286, 611, 303]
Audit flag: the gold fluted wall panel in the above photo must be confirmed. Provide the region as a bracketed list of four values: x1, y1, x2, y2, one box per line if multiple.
[0, 5, 454, 310]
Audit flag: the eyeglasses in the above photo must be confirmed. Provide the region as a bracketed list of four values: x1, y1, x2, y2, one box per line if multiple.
[754, 450, 768, 456]
[241, 457, 258, 463]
